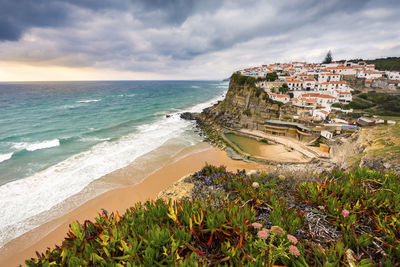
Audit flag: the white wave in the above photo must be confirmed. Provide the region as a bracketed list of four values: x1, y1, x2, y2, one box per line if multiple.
[60, 104, 79, 109]
[79, 137, 111, 142]
[191, 85, 200, 88]
[0, 89, 228, 247]
[0, 116, 194, 247]
[0, 153, 13, 163]
[77, 99, 101, 103]
[13, 139, 60, 152]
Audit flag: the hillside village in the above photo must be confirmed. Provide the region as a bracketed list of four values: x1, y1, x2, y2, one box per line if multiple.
[239, 61, 400, 123]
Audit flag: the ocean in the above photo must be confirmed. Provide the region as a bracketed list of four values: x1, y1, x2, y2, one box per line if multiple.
[0, 80, 227, 247]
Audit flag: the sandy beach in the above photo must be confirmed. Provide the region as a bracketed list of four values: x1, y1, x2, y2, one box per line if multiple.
[0, 143, 265, 266]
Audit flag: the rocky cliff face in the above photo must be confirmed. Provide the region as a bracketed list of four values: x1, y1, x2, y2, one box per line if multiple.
[330, 124, 400, 174]
[198, 78, 296, 131]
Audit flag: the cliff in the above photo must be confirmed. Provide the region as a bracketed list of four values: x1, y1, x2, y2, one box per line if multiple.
[330, 123, 400, 174]
[198, 75, 296, 131]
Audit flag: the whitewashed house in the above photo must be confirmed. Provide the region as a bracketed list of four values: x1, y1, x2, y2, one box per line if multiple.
[313, 109, 330, 120]
[303, 78, 317, 91]
[337, 91, 352, 103]
[328, 66, 357, 75]
[268, 93, 290, 103]
[357, 70, 383, 79]
[321, 131, 333, 139]
[287, 79, 303, 91]
[385, 71, 400, 80]
[301, 93, 337, 107]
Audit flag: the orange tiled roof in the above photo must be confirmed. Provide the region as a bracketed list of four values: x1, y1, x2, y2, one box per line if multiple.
[330, 81, 346, 84]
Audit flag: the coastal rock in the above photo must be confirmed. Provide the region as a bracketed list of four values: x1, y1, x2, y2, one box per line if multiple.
[180, 112, 198, 121]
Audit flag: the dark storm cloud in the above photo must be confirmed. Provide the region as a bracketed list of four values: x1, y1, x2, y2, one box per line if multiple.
[0, 0, 399, 78]
[0, 0, 222, 41]
[0, 0, 70, 40]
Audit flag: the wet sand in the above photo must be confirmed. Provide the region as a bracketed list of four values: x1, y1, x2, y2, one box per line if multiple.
[0, 143, 265, 266]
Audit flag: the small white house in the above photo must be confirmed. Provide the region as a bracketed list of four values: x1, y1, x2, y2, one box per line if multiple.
[313, 109, 330, 120]
[338, 91, 352, 103]
[321, 131, 333, 139]
[326, 73, 341, 81]
[287, 79, 303, 91]
[357, 70, 383, 79]
[268, 93, 290, 103]
[385, 71, 400, 80]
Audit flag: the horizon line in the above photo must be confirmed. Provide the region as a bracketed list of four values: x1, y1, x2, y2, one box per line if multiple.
[0, 78, 227, 83]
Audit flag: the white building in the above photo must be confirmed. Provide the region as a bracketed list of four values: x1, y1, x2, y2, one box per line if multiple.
[302, 93, 337, 107]
[268, 93, 290, 103]
[328, 66, 357, 75]
[356, 70, 383, 79]
[287, 79, 303, 91]
[292, 97, 318, 109]
[321, 131, 333, 139]
[385, 71, 400, 80]
[303, 79, 317, 91]
[337, 91, 352, 103]
[313, 109, 330, 120]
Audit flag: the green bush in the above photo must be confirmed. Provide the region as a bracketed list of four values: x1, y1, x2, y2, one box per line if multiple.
[26, 166, 399, 266]
[266, 72, 278, 81]
[243, 109, 252, 116]
[230, 73, 256, 86]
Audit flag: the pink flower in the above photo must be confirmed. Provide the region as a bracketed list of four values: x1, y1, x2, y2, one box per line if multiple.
[317, 205, 325, 210]
[287, 234, 298, 245]
[289, 245, 300, 257]
[257, 229, 269, 239]
[342, 210, 349, 217]
[251, 222, 262, 229]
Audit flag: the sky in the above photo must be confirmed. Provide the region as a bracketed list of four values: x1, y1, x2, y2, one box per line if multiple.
[0, 0, 399, 81]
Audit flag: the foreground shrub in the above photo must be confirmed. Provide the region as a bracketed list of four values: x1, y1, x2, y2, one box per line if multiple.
[27, 166, 399, 266]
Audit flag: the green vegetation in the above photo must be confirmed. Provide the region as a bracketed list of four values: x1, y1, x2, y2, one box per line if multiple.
[230, 73, 256, 87]
[322, 50, 333, 64]
[334, 91, 400, 116]
[27, 166, 399, 266]
[340, 57, 400, 71]
[297, 168, 400, 265]
[254, 87, 263, 98]
[278, 83, 289, 94]
[266, 72, 278, 81]
[243, 109, 252, 116]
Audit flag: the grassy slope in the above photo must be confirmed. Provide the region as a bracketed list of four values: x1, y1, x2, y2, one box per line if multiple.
[345, 124, 400, 171]
[334, 91, 400, 117]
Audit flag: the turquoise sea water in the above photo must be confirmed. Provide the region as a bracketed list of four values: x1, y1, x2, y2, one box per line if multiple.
[0, 80, 227, 247]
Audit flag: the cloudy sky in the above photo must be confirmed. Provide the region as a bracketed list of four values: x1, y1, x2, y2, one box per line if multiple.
[0, 0, 399, 81]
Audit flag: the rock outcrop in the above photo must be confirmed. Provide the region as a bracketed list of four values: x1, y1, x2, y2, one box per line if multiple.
[196, 77, 296, 131]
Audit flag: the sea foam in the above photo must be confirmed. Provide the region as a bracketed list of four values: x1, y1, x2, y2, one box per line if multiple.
[0, 116, 192, 247]
[13, 139, 60, 152]
[0, 153, 13, 163]
[77, 99, 101, 103]
[0, 85, 228, 248]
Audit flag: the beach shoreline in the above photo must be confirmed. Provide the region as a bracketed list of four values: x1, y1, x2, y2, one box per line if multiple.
[0, 142, 265, 266]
